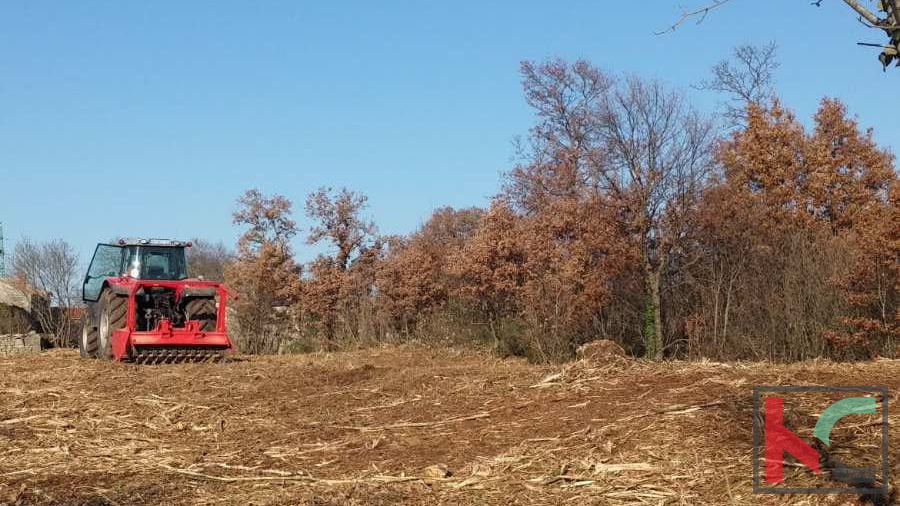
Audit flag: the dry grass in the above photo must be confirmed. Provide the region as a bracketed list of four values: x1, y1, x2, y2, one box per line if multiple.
[0, 347, 898, 505]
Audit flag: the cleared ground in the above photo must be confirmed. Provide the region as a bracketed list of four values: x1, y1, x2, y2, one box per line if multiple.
[0, 347, 897, 505]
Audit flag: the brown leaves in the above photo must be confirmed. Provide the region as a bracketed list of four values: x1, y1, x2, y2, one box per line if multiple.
[718, 98, 895, 231]
[447, 202, 525, 312]
[305, 187, 377, 271]
[232, 189, 297, 253]
[705, 97, 899, 358]
[444, 198, 635, 361]
[372, 207, 484, 334]
[226, 191, 302, 353]
[219, 62, 897, 363]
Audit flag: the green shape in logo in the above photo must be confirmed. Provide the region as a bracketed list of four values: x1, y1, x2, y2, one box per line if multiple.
[813, 397, 876, 447]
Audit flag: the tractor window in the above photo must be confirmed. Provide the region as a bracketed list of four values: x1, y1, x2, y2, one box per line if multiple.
[140, 247, 188, 280]
[83, 244, 124, 302]
[123, 247, 138, 277]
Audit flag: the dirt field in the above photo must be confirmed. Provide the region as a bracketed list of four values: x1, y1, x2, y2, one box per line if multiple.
[1, 347, 898, 505]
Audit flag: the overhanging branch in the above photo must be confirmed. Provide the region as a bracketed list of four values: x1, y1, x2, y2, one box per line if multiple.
[656, 0, 889, 34]
[841, 0, 883, 25]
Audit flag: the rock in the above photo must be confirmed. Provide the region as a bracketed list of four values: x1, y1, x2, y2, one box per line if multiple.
[576, 339, 627, 362]
[423, 464, 452, 478]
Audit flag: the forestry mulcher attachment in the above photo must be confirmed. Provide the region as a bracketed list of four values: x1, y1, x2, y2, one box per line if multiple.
[80, 238, 233, 363]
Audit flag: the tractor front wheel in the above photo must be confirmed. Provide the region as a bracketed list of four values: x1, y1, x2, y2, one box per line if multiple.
[97, 289, 127, 360]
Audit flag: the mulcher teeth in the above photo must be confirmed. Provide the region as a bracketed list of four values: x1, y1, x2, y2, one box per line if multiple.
[131, 348, 225, 364]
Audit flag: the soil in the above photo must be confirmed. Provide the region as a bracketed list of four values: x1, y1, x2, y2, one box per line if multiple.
[0, 347, 898, 505]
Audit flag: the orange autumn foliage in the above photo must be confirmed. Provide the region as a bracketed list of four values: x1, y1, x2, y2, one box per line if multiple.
[225, 190, 302, 353]
[221, 61, 898, 363]
[700, 98, 898, 359]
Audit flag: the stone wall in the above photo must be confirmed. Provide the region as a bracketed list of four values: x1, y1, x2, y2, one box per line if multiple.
[0, 332, 43, 355]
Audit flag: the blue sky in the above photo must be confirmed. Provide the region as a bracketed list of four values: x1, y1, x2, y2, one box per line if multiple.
[0, 0, 895, 267]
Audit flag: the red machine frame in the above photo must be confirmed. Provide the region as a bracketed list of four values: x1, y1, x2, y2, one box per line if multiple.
[102, 277, 233, 361]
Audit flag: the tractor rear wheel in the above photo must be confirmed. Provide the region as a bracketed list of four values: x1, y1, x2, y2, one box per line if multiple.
[185, 298, 217, 331]
[97, 289, 128, 359]
[80, 318, 99, 358]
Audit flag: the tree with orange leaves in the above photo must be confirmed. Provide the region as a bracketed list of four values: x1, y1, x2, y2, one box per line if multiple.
[302, 187, 378, 344]
[305, 187, 377, 271]
[514, 197, 636, 360]
[701, 97, 898, 359]
[447, 201, 526, 350]
[376, 206, 483, 335]
[225, 189, 302, 353]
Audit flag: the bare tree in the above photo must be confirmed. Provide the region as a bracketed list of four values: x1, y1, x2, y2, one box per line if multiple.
[695, 42, 779, 126]
[11, 238, 81, 346]
[660, 1, 900, 70]
[508, 61, 717, 358]
[186, 238, 234, 281]
[599, 77, 717, 358]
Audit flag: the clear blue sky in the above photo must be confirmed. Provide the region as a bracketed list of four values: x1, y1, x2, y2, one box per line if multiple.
[0, 0, 895, 267]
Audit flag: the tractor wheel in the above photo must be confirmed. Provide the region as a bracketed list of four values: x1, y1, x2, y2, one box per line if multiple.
[97, 289, 128, 360]
[185, 298, 217, 331]
[80, 317, 99, 358]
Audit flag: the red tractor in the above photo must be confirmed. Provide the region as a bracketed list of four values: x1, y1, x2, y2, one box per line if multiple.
[80, 238, 233, 363]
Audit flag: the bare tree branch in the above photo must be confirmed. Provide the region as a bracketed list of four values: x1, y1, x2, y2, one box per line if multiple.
[655, 0, 737, 35]
[695, 42, 779, 127]
[658, 1, 900, 69]
[659, 0, 895, 32]
[186, 238, 234, 281]
[657, 0, 888, 30]
[842, 0, 882, 25]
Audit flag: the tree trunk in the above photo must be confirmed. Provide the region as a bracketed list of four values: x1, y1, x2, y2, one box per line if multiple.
[712, 271, 721, 342]
[488, 308, 499, 351]
[649, 270, 664, 359]
[642, 254, 665, 359]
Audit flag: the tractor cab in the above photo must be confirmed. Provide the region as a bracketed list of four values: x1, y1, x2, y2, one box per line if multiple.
[83, 239, 190, 302]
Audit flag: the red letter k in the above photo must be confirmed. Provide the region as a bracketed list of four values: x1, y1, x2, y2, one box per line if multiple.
[765, 396, 820, 483]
